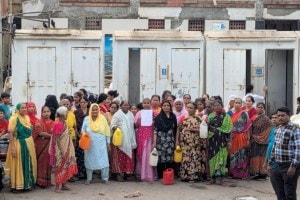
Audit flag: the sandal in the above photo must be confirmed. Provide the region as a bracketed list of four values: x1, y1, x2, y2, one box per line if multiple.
[84, 180, 90, 185]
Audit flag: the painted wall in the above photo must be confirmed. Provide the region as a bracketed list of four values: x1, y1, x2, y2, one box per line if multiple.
[206, 35, 299, 112]
[113, 37, 204, 101]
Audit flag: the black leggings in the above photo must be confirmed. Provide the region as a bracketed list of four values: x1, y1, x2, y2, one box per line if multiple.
[157, 162, 174, 179]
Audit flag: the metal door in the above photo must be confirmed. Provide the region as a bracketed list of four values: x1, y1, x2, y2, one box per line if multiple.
[266, 50, 288, 114]
[71, 48, 100, 94]
[140, 48, 157, 100]
[223, 49, 246, 100]
[171, 48, 200, 99]
[27, 47, 56, 111]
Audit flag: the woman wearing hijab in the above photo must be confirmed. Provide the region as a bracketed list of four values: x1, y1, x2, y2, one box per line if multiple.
[49, 106, 77, 193]
[32, 106, 54, 188]
[26, 101, 39, 126]
[81, 104, 110, 184]
[153, 101, 177, 179]
[110, 100, 136, 181]
[6, 103, 37, 192]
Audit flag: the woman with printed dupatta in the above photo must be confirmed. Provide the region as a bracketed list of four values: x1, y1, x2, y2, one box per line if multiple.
[229, 98, 251, 179]
[49, 106, 77, 193]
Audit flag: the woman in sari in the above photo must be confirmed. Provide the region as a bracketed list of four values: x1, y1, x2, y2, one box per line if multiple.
[229, 98, 251, 179]
[32, 106, 54, 187]
[153, 101, 177, 179]
[110, 100, 136, 181]
[134, 98, 157, 182]
[249, 102, 272, 179]
[207, 100, 233, 185]
[6, 103, 37, 192]
[242, 96, 257, 122]
[81, 104, 110, 184]
[26, 101, 39, 126]
[176, 102, 206, 182]
[74, 96, 89, 179]
[104, 102, 119, 125]
[49, 106, 77, 193]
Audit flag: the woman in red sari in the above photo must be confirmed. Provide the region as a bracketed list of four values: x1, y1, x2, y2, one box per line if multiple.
[229, 98, 251, 179]
[97, 93, 109, 114]
[27, 102, 39, 126]
[32, 106, 54, 187]
[242, 96, 257, 122]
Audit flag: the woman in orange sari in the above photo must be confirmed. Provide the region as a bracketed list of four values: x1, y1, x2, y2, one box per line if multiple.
[33, 106, 54, 187]
[249, 102, 272, 179]
[229, 98, 251, 179]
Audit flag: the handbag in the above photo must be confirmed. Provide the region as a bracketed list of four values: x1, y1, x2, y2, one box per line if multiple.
[149, 148, 158, 166]
[112, 128, 123, 146]
[199, 121, 208, 138]
[79, 132, 90, 150]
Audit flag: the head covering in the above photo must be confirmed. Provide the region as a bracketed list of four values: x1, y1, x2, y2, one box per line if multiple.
[173, 98, 188, 123]
[88, 103, 110, 137]
[13, 103, 32, 129]
[226, 95, 238, 111]
[26, 101, 38, 125]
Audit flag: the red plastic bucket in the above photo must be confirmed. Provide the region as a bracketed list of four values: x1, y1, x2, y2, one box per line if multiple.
[163, 168, 174, 185]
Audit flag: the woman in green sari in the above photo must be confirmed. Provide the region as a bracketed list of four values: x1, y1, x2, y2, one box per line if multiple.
[207, 100, 233, 185]
[5, 103, 37, 192]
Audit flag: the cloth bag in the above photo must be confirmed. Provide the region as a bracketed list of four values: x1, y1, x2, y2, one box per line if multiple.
[149, 148, 158, 166]
[79, 132, 91, 150]
[173, 145, 182, 163]
[112, 128, 123, 146]
[199, 121, 208, 138]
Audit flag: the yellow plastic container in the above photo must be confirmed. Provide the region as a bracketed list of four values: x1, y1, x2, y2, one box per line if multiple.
[112, 128, 123, 146]
[174, 145, 182, 163]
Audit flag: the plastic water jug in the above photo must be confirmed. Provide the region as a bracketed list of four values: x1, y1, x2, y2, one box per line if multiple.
[163, 168, 174, 185]
[173, 146, 182, 163]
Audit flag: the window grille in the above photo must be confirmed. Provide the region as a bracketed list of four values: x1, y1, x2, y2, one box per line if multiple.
[229, 20, 246, 30]
[148, 19, 165, 29]
[188, 19, 205, 32]
[85, 17, 102, 30]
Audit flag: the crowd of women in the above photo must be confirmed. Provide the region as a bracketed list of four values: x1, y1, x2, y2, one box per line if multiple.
[3, 88, 278, 193]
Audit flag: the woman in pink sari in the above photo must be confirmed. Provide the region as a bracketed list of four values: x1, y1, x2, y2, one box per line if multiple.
[134, 98, 157, 182]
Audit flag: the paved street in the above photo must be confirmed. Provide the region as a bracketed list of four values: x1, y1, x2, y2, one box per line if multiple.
[1, 177, 298, 200]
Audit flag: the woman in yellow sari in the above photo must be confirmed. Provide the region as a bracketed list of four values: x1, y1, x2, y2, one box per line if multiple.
[6, 103, 37, 192]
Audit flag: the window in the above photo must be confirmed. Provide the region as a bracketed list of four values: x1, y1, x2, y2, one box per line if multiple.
[85, 17, 102, 30]
[188, 19, 205, 32]
[148, 19, 165, 29]
[229, 20, 246, 30]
